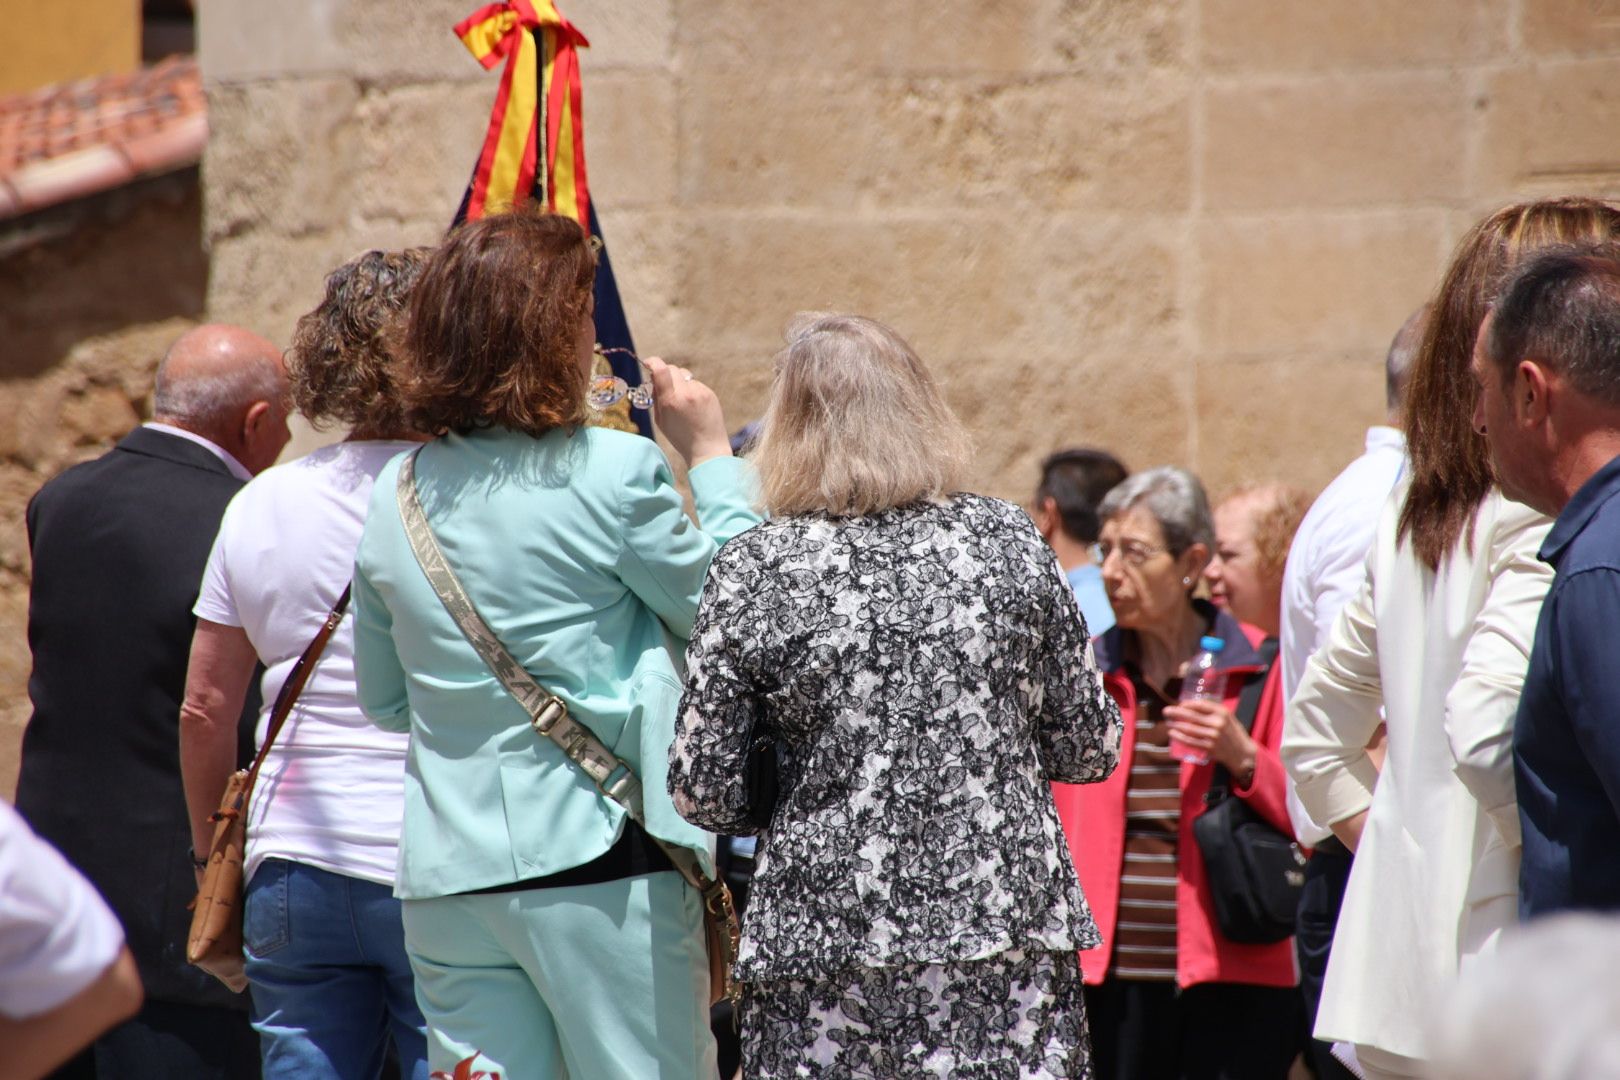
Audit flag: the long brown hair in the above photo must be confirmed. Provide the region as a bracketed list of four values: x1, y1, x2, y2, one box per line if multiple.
[399, 207, 596, 438]
[1399, 198, 1620, 569]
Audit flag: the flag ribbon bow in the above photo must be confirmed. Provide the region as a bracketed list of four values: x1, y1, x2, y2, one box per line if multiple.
[454, 0, 591, 223]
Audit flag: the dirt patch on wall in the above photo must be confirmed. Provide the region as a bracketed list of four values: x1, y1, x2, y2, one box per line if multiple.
[0, 173, 206, 798]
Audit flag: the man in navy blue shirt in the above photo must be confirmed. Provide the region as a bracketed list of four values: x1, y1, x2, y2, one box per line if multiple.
[1471, 245, 1620, 916]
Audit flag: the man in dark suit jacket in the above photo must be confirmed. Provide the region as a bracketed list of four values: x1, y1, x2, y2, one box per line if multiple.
[15, 324, 291, 1079]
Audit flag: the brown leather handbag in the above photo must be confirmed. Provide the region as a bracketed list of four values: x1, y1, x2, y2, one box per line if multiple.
[186, 588, 351, 991]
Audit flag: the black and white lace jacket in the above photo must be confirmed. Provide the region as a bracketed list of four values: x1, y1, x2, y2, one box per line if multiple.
[669, 494, 1122, 981]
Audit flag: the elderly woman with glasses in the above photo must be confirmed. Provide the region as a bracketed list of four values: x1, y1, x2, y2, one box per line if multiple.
[1051, 466, 1300, 1080]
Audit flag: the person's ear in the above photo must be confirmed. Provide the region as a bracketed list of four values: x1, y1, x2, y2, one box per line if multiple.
[1178, 541, 1210, 589]
[241, 399, 271, 441]
[1031, 496, 1057, 538]
[1516, 360, 1552, 425]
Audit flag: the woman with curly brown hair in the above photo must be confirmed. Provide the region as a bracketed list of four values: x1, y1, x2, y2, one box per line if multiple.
[180, 249, 433, 1080]
[349, 210, 758, 1078]
[1285, 197, 1620, 1080]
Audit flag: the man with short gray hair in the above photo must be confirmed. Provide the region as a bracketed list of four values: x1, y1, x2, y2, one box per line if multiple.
[1470, 247, 1620, 917]
[14, 324, 290, 1078]
[1433, 913, 1620, 1080]
[147, 324, 293, 478]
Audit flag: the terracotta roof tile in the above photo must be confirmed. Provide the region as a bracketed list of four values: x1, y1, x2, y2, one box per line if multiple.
[0, 55, 206, 221]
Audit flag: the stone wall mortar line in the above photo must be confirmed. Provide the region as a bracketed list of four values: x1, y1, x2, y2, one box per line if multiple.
[637, 206, 1194, 224]
[1507, 0, 1526, 51]
[667, 0, 693, 352]
[1186, 0, 1208, 474]
[1195, 205, 1491, 224]
[1199, 58, 1559, 91]
[201, 72, 492, 90]
[1461, 59, 1492, 212]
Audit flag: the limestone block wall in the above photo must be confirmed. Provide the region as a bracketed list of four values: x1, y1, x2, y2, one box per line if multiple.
[0, 0, 139, 95]
[195, 0, 1620, 502]
[8, 0, 1620, 796]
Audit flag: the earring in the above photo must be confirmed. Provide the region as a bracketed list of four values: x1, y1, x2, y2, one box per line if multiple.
[1183, 577, 1192, 586]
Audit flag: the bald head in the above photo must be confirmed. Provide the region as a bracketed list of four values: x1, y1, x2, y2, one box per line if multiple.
[153, 324, 291, 474]
[1386, 303, 1431, 421]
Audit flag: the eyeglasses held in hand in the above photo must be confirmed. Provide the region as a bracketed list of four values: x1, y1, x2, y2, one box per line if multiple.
[588, 346, 653, 411]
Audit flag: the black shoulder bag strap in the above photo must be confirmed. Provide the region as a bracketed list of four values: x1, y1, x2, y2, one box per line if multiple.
[1206, 637, 1280, 801]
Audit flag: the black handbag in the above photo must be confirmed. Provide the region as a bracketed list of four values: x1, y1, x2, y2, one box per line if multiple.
[743, 712, 781, 830]
[1190, 639, 1307, 944]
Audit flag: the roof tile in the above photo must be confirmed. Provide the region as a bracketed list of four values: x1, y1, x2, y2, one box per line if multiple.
[0, 55, 206, 221]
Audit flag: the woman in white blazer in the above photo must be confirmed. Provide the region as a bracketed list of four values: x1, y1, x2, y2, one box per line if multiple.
[1284, 198, 1620, 1080]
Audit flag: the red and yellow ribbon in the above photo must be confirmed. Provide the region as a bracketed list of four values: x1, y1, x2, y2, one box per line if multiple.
[454, 0, 591, 224]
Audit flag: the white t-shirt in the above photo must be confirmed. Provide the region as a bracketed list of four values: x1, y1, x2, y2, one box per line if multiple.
[196, 440, 417, 886]
[1280, 426, 1406, 844]
[0, 801, 125, 1019]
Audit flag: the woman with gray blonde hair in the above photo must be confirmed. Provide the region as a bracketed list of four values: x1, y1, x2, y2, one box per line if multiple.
[748, 312, 971, 515]
[670, 313, 1122, 1078]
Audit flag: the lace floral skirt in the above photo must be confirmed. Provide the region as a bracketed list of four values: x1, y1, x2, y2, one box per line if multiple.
[742, 949, 1093, 1079]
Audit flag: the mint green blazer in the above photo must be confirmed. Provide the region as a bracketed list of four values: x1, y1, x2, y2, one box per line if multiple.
[351, 425, 760, 900]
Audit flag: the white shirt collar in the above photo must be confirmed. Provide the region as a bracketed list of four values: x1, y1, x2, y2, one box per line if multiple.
[1366, 425, 1405, 454]
[142, 422, 254, 482]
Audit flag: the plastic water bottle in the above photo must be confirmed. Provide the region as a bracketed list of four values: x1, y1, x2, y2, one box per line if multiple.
[1169, 636, 1226, 766]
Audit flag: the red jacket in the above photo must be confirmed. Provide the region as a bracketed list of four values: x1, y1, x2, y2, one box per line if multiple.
[1052, 607, 1298, 988]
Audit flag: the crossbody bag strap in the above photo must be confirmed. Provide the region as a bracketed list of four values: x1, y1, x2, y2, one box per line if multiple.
[237, 584, 353, 799]
[213, 582, 353, 829]
[394, 449, 718, 897]
[1206, 636, 1280, 800]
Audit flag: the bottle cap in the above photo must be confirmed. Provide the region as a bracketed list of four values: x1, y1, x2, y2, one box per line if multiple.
[1199, 636, 1225, 652]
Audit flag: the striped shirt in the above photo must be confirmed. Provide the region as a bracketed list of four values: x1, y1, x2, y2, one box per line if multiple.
[1113, 665, 1181, 981]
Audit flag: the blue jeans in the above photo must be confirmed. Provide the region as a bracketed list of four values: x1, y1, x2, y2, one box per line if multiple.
[244, 858, 429, 1080]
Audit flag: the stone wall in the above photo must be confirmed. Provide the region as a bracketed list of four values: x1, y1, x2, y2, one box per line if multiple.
[0, 0, 138, 95]
[0, 174, 207, 796]
[9, 1, 1620, 794]
[194, 0, 1620, 499]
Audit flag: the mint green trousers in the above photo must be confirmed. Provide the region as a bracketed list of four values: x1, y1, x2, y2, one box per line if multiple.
[400, 871, 716, 1078]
